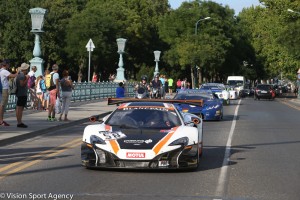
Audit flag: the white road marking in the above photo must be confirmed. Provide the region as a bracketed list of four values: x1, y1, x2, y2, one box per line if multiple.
[215, 99, 241, 197]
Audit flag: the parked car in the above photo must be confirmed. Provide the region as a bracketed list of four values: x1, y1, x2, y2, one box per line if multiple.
[254, 84, 275, 100]
[174, 89, 223, 120]
[81, 98, 203, 170]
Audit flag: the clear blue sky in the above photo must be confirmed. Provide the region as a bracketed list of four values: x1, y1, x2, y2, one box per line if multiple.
[169, 0, 261, 14]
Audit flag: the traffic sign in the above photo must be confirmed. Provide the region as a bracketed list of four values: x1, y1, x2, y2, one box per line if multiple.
[86, 39, 95, 52]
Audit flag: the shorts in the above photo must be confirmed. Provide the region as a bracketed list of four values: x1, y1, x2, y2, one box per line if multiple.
[16, 96, 28, 107]
[43, 91, 49, 101]
[0, 89, 9, 107]
[49, 89, 57, 105]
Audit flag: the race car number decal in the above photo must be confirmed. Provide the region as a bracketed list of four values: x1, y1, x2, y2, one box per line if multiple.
[98, 131, 126, 140]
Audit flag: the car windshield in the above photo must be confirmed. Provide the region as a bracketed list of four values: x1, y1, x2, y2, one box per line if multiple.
[228, 80, 243, 86]
[106, 108, 181, 129]
[201, 85, 222, 90]
[174, 93, 214, 100]
[257, 85, 271, 90]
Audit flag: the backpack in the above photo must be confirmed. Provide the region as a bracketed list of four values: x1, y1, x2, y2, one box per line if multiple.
[9, 76, 17, 95]
[45, 73, 56, 91]
[39, 79, 47, 92]
[27, 75, 36, 89]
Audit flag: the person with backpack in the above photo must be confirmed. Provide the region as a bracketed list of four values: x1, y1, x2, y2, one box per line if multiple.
[35, 75, 46, 110]
[0, 60, 18, 126]
[47, 64, 60, 121]
[27, 66, 37, 109]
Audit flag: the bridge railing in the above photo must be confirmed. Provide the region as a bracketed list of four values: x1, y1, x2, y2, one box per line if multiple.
[6, 81, 136, 111]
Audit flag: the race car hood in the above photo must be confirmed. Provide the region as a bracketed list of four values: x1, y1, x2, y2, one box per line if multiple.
[110, 126, 174, 150]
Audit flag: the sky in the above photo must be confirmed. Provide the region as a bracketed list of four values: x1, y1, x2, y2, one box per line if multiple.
[169, 0, 261, 14]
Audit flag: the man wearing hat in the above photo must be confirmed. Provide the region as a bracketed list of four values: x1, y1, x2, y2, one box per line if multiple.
[15, 63, 30, 128]
[0, 60, 18, 126]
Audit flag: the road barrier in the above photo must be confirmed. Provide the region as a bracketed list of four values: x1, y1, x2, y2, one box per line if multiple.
[6, 81, 136, 111]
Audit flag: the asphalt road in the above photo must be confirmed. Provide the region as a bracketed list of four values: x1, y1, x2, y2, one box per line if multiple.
[0, 97, 299, 200]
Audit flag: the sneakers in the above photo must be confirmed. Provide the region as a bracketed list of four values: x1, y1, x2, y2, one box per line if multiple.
[0, 121, 10, 126]
[17, 123, 28, 128]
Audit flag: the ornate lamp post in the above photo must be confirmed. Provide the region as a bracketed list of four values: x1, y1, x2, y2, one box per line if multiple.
[114, 38, 127, 82]
[153, 50, 161, 77]
[29, 8, 47, 77]
[194, 16, 211, 88]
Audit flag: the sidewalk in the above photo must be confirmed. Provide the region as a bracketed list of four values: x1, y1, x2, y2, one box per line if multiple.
[0, 99, 115, 146]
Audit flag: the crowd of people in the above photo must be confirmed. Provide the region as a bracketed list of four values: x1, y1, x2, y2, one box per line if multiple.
[133, 74, 176, 99]
[0, 61, 74, 128]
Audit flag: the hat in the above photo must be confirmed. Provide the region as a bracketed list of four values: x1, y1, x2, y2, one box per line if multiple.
[19, 63, 30, 70]
[52, 64, 59, 70]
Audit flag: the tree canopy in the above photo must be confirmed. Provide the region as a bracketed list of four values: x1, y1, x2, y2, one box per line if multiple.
[0, 0, 299, 83]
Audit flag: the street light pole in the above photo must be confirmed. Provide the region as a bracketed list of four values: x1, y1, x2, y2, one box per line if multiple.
[153, 50, 161, 77]
[194, 17, 211, 88]
[114, 38, 127, 82]
[29, 7, 47, 77]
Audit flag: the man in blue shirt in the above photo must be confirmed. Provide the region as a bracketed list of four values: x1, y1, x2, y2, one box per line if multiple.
[116, 82, 125, 98]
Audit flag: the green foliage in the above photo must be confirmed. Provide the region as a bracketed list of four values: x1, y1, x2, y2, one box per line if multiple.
[0, 0, 300, 83]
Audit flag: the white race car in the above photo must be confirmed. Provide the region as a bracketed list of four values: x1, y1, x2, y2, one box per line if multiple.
[201, 83, 230, 105]
[81, 98, 203, 170]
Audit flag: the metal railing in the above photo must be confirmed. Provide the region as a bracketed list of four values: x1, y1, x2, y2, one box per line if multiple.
[6, 81, 136, 111]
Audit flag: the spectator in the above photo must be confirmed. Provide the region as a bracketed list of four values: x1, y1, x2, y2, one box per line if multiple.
[15, 63, 30, 128]
[0, 60, 18, 126]
[176, 79, 181, 90]
[116, 82, 125, 98]
[35, 75, 45, 110]
[43, 69, 50, 110]
[28, 66, 38, 109]
[59, 70, 74, 121]
[168, 77, 174, 95]
[47, 64, 60, 121]
[92, 72, 98, 82]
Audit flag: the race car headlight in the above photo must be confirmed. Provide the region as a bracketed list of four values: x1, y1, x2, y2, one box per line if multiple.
[90, 135, 106, 144]
[169, 137, 189, 146]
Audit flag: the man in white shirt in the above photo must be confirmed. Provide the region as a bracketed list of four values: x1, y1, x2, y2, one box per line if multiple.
[0, 60, 18, 126]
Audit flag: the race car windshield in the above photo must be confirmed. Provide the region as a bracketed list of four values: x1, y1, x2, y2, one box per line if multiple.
[106, 108, 181, 129]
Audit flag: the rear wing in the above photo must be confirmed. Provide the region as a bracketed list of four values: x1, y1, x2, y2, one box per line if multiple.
[107, 98, 203, 107]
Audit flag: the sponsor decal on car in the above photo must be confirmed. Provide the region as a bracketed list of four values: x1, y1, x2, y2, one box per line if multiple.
[123, 139, 153, 144]
[126, 152, 146, 158]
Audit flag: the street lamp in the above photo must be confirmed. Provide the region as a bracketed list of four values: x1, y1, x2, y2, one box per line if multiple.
[153, 50, 161, 77]
[114, 38, 127, 82]
[193, 16, 211, 88]
[29, 7, 47, 77]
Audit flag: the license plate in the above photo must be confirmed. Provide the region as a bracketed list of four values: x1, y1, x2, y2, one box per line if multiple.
[158, 160, 169, 167]
[261, 91, 267, 93]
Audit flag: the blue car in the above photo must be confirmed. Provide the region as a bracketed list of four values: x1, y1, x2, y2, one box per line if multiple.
[174, 89, 223, 121]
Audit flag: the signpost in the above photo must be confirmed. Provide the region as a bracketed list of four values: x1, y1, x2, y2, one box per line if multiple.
[85, 39, 95, 82]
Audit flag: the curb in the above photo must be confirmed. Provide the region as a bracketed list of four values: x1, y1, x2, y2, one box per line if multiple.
[0, 111, 111, 147]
